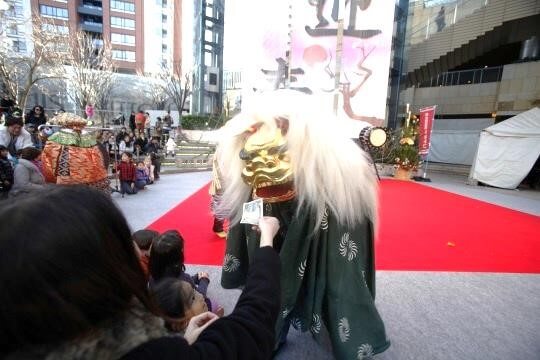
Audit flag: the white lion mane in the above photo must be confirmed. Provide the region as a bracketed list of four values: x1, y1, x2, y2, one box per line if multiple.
[215, 90, 378, 233]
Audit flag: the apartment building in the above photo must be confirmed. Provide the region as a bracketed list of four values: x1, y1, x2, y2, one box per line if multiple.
[29, 0, 181, 74]
[0, 0, 32, 55]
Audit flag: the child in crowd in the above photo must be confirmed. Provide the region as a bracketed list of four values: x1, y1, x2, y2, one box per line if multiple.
[0, 145, 13, 199]
[25, 124, 43, 150]
[10, 147, 45, 198]
[135, 161, 150, 190]
[166, 137, 176, 158]
[132, 229, 159, 278]
[144, 154, 155, 184]
[149, 230, 224, 318]
[152, 278, 215, 333]
[119, 135, 134, 154]
[116, 152, 137, 195]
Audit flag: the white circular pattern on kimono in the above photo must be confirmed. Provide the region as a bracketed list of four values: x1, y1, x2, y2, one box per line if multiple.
[298, 259, 307, 279]
[339, 232, 358, 261]
[357, 344, 374, 359]
[281, 307, 291, 319]
[321, 207, 329, 230]
[338, 317, 350, 343]
[311, 313, 321, 334]
[223, 254, 240, 272]
[291, 317, 304, 330]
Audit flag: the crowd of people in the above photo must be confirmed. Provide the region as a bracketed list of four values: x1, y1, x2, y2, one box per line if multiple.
[0, 91, 390, 359]
[0, 186, 281, 359]
[0, 104, 180, 198]
[99, 127, 170, 195]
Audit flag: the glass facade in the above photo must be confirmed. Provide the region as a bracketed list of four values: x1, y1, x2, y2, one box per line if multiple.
[387, 0, 410, 129]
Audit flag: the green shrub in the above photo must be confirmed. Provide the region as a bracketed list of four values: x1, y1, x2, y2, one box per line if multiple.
[181, 114, 226, 130]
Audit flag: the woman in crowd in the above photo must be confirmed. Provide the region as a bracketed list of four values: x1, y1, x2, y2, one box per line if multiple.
[25, 105, 48, 127]
[119, 134, 134, 154]
[0, 186, 280, 359]
[10, 147, 45, 197]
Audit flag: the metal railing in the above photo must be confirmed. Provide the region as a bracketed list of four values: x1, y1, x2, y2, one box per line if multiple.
[417, 65, 503, 88]
[409, 0, 489, 45]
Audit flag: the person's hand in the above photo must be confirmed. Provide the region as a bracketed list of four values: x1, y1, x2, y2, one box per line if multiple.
[255, 216, 280, 248]
[184, 312, 219, 345]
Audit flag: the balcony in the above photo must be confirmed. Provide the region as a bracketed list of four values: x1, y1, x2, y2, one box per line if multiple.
[80, 21, 103, 33]
[78, 4, 103, 17]
[416, 66, 503, 88]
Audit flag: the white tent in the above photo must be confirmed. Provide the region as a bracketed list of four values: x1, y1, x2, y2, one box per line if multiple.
[469, 107, 540, 189]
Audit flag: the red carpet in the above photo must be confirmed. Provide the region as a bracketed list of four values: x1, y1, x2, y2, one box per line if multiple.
[147, 184, 226, 266]
[376, 179, 540, 273]
[148, 179, 540, 273]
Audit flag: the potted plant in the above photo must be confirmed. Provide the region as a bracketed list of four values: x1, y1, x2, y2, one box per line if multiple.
[392, 114, 422, 180]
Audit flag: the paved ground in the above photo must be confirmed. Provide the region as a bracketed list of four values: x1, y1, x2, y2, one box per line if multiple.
[115, 171, 540, 360]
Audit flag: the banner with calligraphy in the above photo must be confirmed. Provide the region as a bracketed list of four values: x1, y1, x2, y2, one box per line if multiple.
[418, 106, 437, 156]
[238, 0, 395, 136]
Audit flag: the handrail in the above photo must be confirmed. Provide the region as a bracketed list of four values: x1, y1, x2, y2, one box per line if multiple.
[416, 65, 503, 88]
[408, 0, 489, 45]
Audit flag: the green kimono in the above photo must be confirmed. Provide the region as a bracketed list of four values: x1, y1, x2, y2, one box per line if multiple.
[221, 199, 390, 359]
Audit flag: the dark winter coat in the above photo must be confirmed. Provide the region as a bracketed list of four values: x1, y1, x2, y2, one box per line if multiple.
[124, 247, 280, 360]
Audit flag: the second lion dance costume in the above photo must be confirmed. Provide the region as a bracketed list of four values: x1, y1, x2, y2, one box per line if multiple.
[41, 113, 110, 193]
[216, 91, 389, 359]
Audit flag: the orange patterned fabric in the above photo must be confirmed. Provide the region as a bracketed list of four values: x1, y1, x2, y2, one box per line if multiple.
[42, 142, 108, 185]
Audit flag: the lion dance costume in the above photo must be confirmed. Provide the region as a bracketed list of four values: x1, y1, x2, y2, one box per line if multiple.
[216, 91, 389, 358]
[41, 113, 110, 193]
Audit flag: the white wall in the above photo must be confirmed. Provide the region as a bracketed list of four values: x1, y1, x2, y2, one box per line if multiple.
[143, 0, 175, 75]
[181, 0, 193, 75]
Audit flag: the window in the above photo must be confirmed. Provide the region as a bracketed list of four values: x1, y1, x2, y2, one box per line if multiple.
[209, 73, 217, 86]
[110, 1, 135, 13]
[47, 41, 69, 53]
[42, 23, 69, 34]
[13, 5, 23, 16]
[111, 33, 135, 45]
[112, 50, 135, 62]
[162, 44, 167, 52]
[12, 40, 26, 53]
[162, 29, 167, 37]
[111, 16, 135, 29]
[40, 5, 68, 19]
[162, 14, 167, 22]
[6, 24, 21, 36]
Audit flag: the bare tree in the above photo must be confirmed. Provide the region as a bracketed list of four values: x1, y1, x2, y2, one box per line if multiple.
[56, 30, 117, 125]
[0, 12, 65, 111]
[148, 80, 168, 110]
[157, 61, 190, 124]
[135, 71, 168, 110]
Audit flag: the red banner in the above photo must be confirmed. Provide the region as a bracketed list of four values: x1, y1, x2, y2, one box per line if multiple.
[418, 106, 436, 156]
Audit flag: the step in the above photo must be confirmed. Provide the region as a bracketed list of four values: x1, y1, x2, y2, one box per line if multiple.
[421, 162, 471, 176]
[375, 162, 471, 177]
